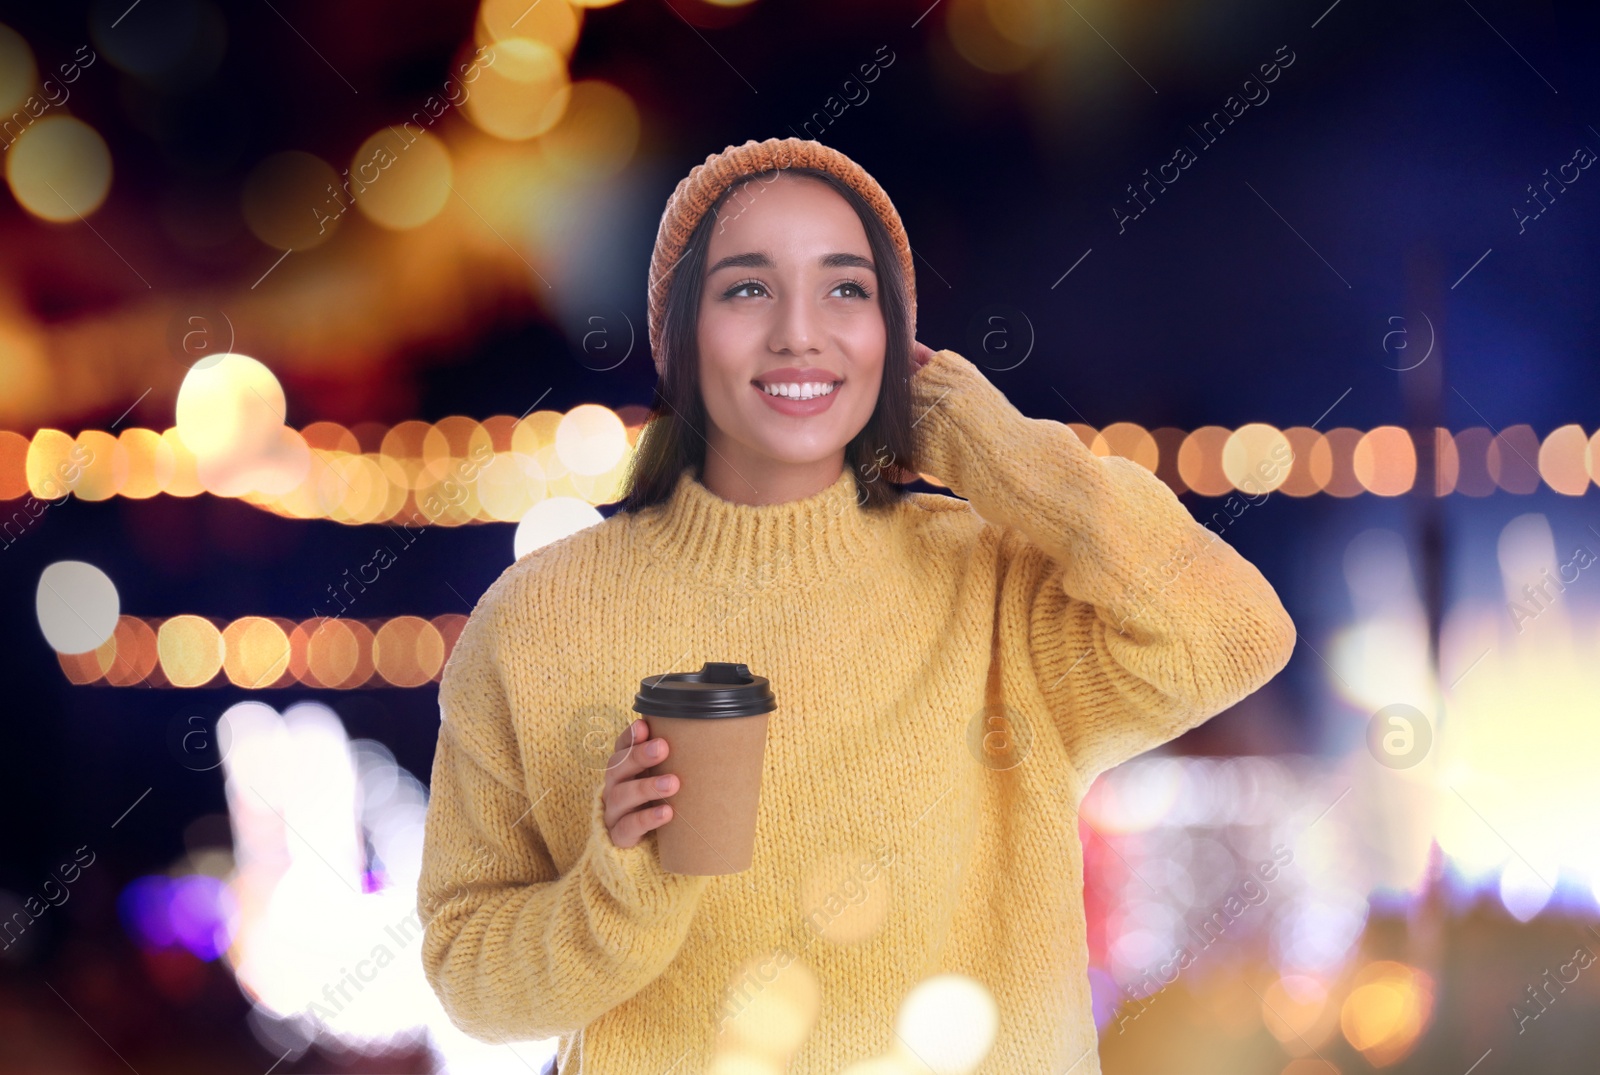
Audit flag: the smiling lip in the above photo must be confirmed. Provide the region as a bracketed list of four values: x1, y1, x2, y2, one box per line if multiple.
[752, 379, 841, 416]
[751, 367, 842, 386]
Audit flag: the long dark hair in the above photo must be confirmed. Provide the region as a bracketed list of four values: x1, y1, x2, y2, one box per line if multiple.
[609, 166, 919, 514]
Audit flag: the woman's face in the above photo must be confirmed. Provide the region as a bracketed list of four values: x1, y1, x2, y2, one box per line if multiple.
[696, 173, 886, 483]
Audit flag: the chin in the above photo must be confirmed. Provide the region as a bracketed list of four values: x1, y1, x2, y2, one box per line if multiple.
[762, 445, 849, 466]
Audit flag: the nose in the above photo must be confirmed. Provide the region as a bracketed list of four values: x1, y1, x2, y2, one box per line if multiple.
[767, 291, 822, 356]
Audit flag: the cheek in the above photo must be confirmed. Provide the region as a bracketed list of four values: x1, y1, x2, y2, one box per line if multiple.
[845, 324, 887, 401]
[695, 357, 756, 438]
[697, 318, 755, 388]
[846, 368, 884, 422]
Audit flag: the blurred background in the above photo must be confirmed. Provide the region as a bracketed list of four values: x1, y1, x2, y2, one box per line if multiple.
[3, 0, 1599, 1071]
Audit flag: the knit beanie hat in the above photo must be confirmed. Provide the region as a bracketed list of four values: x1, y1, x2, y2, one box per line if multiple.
[646, 136, 917, 378]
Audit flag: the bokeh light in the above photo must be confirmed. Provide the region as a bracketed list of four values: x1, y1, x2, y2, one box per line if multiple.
[892, 973, 998, 1075]
[119, 872, 239, 961]
[5, 115, 113, 221]
[1311, 428, 1365, 497]
[946, 0, 1042, 75]
[1339, 961, 1434, 1067]
[174, 351, 287, 465]
[158, 614, 225, 687]
[1539, 423, 1591, 495]
[464, 37, 570, 141]
[554, 403, 628, 475]
[1260, 974, 1336, 1050]
[476, 0, 582, 55]
[1351, 426, 1415, 495]
[117, 427, 177, 498]
[513, 496, 603, 559]
[1090, 421, 1158, 471]
[23, 427, 83, 499]
[538, 79, 641, 179]
[372, 616, 446, 687]
[35, 560, 120, 654]
[222, 617, 292, 689]
[0, 23, 36, 115]
[1223, 422, 1292, 495]
[71, 429, 128, 501]
[350, 127, 452, 230]
[1177, 426, 1234, 497]
[716, 952, 821, 1067]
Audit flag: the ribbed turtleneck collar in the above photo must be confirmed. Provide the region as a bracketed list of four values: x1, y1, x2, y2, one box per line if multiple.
[631, 464, 884, 583]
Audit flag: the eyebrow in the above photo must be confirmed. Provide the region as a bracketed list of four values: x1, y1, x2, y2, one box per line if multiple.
[705, 251, 877, 276]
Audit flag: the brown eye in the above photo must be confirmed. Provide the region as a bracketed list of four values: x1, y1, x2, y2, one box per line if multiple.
[725, 279, 766, 299]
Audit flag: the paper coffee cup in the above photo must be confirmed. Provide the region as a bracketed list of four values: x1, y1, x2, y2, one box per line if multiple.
[632, 661, 776, 875]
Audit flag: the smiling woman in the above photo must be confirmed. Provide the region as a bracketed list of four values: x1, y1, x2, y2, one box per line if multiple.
[416, 135, 1296, 1075]
[614, 139, 920, 513]
[692, 175, 894, 504]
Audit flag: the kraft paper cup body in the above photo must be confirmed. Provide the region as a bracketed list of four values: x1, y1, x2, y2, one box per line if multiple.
[633, 662, 776, 876]
[639, 710, 770, 874]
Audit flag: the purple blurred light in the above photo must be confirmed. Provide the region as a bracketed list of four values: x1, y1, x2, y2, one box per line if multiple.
[118, 876, 177, 949]
[1087, 964, 1120, 1032]
[169, 874, 237, 960]
[117, 873, 237, 960]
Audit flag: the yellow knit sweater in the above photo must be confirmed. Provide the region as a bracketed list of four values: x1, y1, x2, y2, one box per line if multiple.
[417, 347, 1296, 1074]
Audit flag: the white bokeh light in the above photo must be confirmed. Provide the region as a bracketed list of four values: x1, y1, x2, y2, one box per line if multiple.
[891, 973, 998, 1075]
[513, 496, 603, 559]
[553, 403, 628, 476]
[216, 699, 558, 1071]
[36, 560, 119, 653]
[175, 352, 285, 458]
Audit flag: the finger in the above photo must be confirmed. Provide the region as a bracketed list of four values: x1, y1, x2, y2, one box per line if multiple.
[608, 798, 671, 849]
[605, 720, 655, 775]
[627, 728, 667, 774]
[612, 718, 644, 754]
[614, 801, 672, 849]
[602, 736, 670, 824]
[605, 769, 678, 833]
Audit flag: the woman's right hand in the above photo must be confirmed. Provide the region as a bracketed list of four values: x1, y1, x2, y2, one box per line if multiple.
[603, 719, 680, 849]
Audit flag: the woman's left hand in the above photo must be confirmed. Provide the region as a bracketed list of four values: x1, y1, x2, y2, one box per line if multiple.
[912, 340, 935, 371]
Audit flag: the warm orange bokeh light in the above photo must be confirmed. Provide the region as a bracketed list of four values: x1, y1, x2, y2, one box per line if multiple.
[1309, 427, 1365, 497]
[1538, 423, 1592, 495]
[1276, 427, 1326, 497]
[222, 616, 293, 689]
[158, 615, 226, 688]
[118, 428, 177, 499]
[373, 615, 446, 687]
[1452, 428, 1495, 496]
[104, 616, 159, 687]
[1091, 421, 1158, 471]
[1178, 425, 1234, 497]
[1338, 961, 1434, 1067]
[71, 429, 128, 501]
[1353, 426, 1415, 496]
[1488, 424, 1543, 494]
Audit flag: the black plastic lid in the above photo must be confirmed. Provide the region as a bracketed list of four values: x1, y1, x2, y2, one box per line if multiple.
[632, 661, 776, 719]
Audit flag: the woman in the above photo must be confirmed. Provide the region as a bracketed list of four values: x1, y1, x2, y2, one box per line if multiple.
[416, 137, 1297, 1074]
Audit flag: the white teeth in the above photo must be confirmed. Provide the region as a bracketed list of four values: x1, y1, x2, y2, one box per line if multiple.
[758, 381, 838, 400]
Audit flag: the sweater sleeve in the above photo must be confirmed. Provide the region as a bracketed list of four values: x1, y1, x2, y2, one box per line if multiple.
[417, 578, 711, 1043]
[907, 348, 1297, 787]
